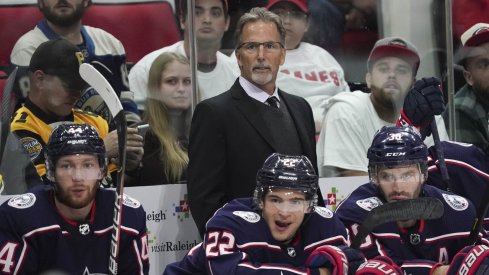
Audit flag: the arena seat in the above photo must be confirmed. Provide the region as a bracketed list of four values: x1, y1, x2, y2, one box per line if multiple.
[84, 1, 181, 65]
[0, 4, 43, 69]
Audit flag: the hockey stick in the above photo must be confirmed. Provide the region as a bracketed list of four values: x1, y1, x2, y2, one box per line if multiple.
[351, 197, 444, 249]
[467, 184, 489, 245]
[79, 63, 127, 275]
[0, 67, 18, 161]
[430, 119, 451, 190]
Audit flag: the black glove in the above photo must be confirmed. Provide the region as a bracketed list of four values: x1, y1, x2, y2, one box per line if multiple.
[398, 77, 445, 128]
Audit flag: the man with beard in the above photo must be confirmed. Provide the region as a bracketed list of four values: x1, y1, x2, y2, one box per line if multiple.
[444, 22, 489, 153]
[187, 7, 319, 236]
[10, 0, 141, 125]
[0, 123, 149, 274]
[335, 126, 489, 275]
[129, 0, 239, 111]
[316, 37, 449, 177]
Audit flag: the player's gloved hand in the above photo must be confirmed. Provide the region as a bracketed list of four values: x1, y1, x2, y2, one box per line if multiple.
[397, 77, 444, 139]
[306, 245, 349, 275]
[447, 245, 489, 275]
[355, 256, 403, 275]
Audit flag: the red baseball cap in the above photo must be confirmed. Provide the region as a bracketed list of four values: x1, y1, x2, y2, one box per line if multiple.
[266, 0, 309, 13]
[461, 23, 489, 47]
[367, 37, 420, 74]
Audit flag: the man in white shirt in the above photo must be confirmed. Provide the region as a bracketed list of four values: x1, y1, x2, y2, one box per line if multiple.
[129, 0, 239, 111]
[316, 37, 449, 177]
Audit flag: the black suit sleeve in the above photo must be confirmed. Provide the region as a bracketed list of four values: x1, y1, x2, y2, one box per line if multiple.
[187, 101, 228, 236]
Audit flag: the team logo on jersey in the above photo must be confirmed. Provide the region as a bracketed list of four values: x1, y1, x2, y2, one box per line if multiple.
[314, 206, 333, 218]
[19, 137, 43, 161]
[287, 247, 296, 257]
[409, 233, 421, 245]
[442, 194, 469, 211]
[356, 197, 383, 211]
[123, 194, 141, 208]
[79, 223, 90, 235]
[232, 211, 261, 223]
[8, 193, 36, 209]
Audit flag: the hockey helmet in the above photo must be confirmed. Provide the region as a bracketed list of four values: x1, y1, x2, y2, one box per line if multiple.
[45, 123, 107, 181]
[367, 126, 428, 182]
[254, 153, 318, 209]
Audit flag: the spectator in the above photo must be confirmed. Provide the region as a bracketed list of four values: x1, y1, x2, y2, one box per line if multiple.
[10, 39, 143, 185]
[335, 125, 489, 275]
[9, 0, 140, 125]
[126, 52, 191, 186]
[129, 0, 239, 111]
[444, 22, 489, 154]
[187, 7, 320, 236]
[165, 153, 365, 275]
[0, 123, 149, 274]
[266, 0, 350, 133]
[316, 36, 449, 177]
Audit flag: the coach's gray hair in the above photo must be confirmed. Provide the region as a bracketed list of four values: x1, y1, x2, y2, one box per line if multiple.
[234, 7, 286, 48]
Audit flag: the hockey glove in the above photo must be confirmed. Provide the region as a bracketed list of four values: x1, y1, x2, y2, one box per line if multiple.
[447, 245, 489, 275]
[306, 245, 349, 275]
[355, 256, 403, 275]
[397, 77, 444, 139]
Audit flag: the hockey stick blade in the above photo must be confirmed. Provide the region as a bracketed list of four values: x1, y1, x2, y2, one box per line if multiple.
[0, 67, 18, 160]
[351, 197, 444, 249]
[79, 63, 127, 275]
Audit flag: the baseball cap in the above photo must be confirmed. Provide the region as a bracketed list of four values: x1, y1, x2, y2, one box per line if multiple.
[456, 23, 489, 66]
[29, 39, 87, 91]
[367, 37, 420, 74]
[266, 0, 309, 13]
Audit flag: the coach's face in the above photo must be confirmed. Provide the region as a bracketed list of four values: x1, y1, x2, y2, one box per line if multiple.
[236, 20, 286, 95]
[54, 154, 103, 215]
[39, 0, 89, 27]
[261, 188, 308, 244]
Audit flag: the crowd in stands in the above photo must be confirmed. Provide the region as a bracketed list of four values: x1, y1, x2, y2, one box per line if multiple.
[3, 0, 489, 274]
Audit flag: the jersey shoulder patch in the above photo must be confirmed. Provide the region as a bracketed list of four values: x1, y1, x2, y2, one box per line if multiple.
[8, 193, 36, 209]
[356, 197, 383, 211]
[232, 211, 261, 223]
[122, 194, 141, 208]
[19, 136, 43, 161]
[442, 193, 469, 211]
[314, 206, 333, 218]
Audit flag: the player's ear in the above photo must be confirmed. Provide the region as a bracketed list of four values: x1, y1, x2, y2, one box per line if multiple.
[366, 72, 372, 88]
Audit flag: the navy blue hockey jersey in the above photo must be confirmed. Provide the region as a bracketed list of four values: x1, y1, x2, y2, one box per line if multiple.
[0, 186, 149, 274]
[165, 198, 349, 275]
[427, 141, 489, 230]
[336, 183, 487, 275]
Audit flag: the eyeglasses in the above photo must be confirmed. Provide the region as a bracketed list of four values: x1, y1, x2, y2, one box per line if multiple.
[271, 8, 308, 21]
[237, 41, 284, 54]
[377, 171, 421, 184]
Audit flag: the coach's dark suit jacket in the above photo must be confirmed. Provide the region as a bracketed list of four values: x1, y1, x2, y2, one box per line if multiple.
[188, 79, 318, 235]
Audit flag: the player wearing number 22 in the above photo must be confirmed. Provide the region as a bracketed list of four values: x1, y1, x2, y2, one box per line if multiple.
[0, 124, 149, 274]
[335, 126, 489, 275]
[165, 153, 366, 275]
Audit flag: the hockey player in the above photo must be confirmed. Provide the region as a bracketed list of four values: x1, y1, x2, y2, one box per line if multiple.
[335, 126, 489, 275]
[165, 153, 366, 275]
[0, 123, 149, 274]
[398, 77, 489, 232]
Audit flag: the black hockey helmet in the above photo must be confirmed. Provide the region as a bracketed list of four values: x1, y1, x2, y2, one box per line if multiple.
[254, 153, 318, 209]
[45, 123, 106, 181]
[367, 126, 428, 183]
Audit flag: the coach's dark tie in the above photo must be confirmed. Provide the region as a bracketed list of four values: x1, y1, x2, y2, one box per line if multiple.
[266, 96, 279, 108]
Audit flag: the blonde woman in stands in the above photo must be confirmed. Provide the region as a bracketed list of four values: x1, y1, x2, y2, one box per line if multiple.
[126, 52, 191, 186]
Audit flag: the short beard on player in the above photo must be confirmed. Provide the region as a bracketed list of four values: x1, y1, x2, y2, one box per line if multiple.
[370, 84, 404, 113]
[54, 182, 98, 210]
[42, 1, 87, 27]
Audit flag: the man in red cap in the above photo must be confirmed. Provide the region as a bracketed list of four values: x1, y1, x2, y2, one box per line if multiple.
[317, 37, 449, 177]
[445, 22, 489, 154]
